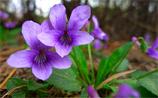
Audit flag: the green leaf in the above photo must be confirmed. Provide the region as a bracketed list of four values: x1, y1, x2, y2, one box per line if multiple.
[71, 46, 90, 83]
[138, 72, 158, 96]
[47, 68, 82, 92]
[116, 59, 129, 72]
[136, 86, 157, 97]
[103, 84, 117, 92]
[96, 42, 133, 86]
[80, 88, 88, 98]
[27, 80, 48, 91]
[0, 25, 5, 43]
[138, 37, 148, 53]
[36, 90, 48, 98]
[131, 70, 146, 79]
[6, 77, 26, 90]
[9, 28, 21, 36]
[12, 91, 25, 98]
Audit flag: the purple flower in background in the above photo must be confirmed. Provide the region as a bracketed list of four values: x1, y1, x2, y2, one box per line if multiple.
[91, 16, 108, 50]
[4, 21, 17, 29]
[87, 85, 100, 98]
[7, 21, 72, 80]
[144, 33, 151, 45]
[115, 84, 140, 98]
[38, 4, 94, 57]
[147, 38, 158, 59]
[0, 10, 9, 20]
[93, 39, 102, 50]
[91, 16, 108, 41]
[132, 36, 140, 46]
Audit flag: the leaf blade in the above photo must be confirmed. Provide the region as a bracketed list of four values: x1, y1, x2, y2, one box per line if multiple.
[96, 42, 133, 86]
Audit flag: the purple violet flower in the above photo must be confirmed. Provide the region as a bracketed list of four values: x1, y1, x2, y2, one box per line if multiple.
[38, 4, 94, 57]
[0, 10, 9, 20]
[147, 38, 158, 59]
[4, 21, 17, 29]
[93, 39, 102, 50]
[91, 16, 108, 41]
[132, 36, 140, 46]
[87, 85, 100, 98]
[91, 16, 108, 50]
[144, 33, 151, 45]
[132, 36, 158, 60]
[115, 84, 140, 98]
[7, 21, 72, 80]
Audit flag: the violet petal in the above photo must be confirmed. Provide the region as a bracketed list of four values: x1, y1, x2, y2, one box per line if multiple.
[41, 19, 54, 32]
[115, 84, 140, 98]
[7, 50, 35, 68]
[93, 39, 102, 50]
[22, 21, 48, 49]
[68, 5, 91, 31]
[38, 30, 61, 47]
[92, 16, 99, 28]
[147, 48, 158, 59]
[32, 63, 53, 80]
[49, 4, 66, 31]
[73, 31, 94, 46]
[87, 85, 100, 98]
[55, 43, 72, 57]
[51, 53, 72, 69]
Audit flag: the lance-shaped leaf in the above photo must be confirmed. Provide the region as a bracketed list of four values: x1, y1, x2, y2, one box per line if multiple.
[96, 42, 133, 86]
[71, 46, 90, 84]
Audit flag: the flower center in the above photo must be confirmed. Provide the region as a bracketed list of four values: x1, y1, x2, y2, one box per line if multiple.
[34, 50, 47, 65]
[59, 32, 72, 46]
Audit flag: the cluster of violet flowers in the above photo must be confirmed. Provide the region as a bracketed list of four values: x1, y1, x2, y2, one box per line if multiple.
[7, 4, 140, 97]
[7, 4, 94, 80]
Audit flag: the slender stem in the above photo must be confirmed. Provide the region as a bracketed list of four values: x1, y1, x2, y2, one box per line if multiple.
[87, 21, 95, 84]
[2, 85, 26, 98]
[96, 70, 135, 90]
[0, 68, 17, 89]
[88, 44, 95, 83]
[137, 68, 158, 79]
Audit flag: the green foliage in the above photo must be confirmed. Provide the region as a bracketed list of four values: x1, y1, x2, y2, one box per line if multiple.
[130, 70, 158, 97]
[6, 77, 49, 98]
[138, 37, 149, 53]
[137, 86, 157, 98]
[12, 91, 26, 98]
[103, 84, 117, 93]
[6, 77, 26, 90]
[138, 72, 158, 96]
[96, 42, 133, 86]
[71, 46, 90, 84]
[80, 88, 88, 98]
[47, 68, 82, 92]
[27, 80, 48, 91]
[0, 25, 21, 47]
[116, 59, 129, 72]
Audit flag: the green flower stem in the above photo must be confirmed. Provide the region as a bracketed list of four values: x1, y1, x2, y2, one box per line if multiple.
[87, 22, 95, 84]
[88, 44, 95, 83]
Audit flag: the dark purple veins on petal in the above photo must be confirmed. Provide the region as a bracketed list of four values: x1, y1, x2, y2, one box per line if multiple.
[33, 50, 48, 65]
[58, 31, 73, 46]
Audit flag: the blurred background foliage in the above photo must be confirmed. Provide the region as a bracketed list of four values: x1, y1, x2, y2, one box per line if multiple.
[0, 0, 158, 48]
